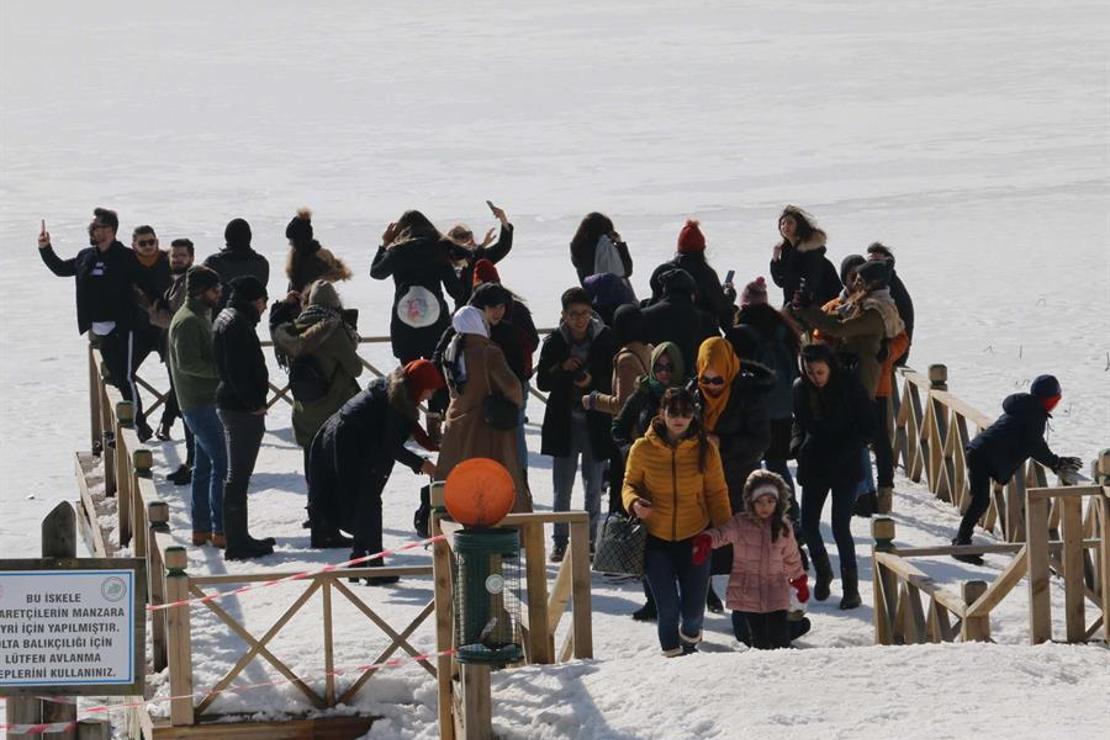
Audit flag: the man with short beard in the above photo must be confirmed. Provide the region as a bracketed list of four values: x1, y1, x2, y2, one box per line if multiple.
[153, 239, 197, 482]
[129, 225, 174, 440]
[38, 208, 159, 439]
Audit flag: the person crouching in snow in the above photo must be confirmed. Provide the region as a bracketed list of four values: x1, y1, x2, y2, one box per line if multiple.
[952, 374, 1082, 564]
[692, 470, 808, 649]
[622, 387, 732, 657]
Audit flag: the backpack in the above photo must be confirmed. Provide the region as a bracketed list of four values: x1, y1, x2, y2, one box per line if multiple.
[288, 354, 329, 403]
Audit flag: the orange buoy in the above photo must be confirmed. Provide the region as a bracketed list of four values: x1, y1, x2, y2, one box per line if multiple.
[444, 458, 516, 527]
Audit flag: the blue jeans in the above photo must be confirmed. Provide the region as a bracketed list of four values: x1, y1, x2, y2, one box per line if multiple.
[855, 446, 875, 499]
[644, 535, 711, 652]
[551, 414, 604, 546]
[182, 405, 227, 534]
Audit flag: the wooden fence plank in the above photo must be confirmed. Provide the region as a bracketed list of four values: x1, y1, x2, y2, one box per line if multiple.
[1025, 494, 1052, 643]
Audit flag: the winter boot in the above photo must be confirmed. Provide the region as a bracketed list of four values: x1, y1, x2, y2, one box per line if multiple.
[242, 497, 276, 548]
[813, 553, 833, 602]
[950, 537, 984, 566]
[876, 486, 894, 514]
[789, 616, 812, 642]
[210, 533, 226, 549]
[191, 531, 211, 546]
[706, 583, 724, 614]
[853, 491, 876, 518]
[632, 579, 657, 621]
[167, 464, 192, 486]
[223, 504, 273, 561]
[363, 558, 400, 586]
[838, 567, 861, 610]
[679, 629, 702, 655]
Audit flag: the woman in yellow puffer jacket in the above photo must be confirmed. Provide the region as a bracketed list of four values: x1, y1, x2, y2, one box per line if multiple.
[622, 387, 731, 656]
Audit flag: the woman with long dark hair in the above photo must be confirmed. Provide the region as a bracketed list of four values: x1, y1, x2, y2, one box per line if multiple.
[768, 205, 841, 308]
[569, 211, 633, 285]
[622, 387, 731, 656]
[791, 343, 875, 609]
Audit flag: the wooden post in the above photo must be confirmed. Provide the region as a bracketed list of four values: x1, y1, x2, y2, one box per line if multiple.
[459, 663, 492, 740]
[1026, 492, 1052, 644]
[431, 514, 456, 740]
[164, 546, 195, 726]
[960, 581, 990, 641]
[871, 517, 896, 645]
[927, 364, 948, 391]
[149, 501, 170, 672]
[1101, 488, 1110, 645]
[322, 579, 336, 706]
[88, 344, 102, 454]
[131, 450, 153, 558]
[522, 522, 553, 664]
[1061, 496, 1085, 642]
[76, 719, 111, 740]
[568, 519, 593, 659]
[42, 503, 79, 739]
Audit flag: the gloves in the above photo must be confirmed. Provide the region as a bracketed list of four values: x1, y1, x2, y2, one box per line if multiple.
[691, 532, 713, 566]
[1055, 456, 1082, 471]
[790, 574, 809, 604]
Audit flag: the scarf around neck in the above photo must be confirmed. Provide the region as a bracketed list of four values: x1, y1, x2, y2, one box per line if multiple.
[696, 336, 740, 431]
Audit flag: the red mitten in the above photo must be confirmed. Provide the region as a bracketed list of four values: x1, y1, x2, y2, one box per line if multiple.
[790, 574, 809, 604]
[691, 532, 713, 566]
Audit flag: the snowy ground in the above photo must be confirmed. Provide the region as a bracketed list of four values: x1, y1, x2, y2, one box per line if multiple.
[2, 0, 1108, 738]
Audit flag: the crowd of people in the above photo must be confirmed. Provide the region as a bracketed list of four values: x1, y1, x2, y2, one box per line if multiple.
[38, 203, 1080, 652]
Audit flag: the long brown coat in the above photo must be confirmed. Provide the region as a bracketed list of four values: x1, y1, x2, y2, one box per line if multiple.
[592, 340, 652, 415]
[437, 334, 532, 512]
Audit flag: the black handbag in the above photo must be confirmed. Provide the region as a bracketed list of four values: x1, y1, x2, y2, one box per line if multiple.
[482, 359, 519, 431]
[592, 512, 646, 577]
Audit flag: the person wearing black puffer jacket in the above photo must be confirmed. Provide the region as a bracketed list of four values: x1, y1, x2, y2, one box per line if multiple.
[769, 205, 841, 308]
[213, 275, 274, 560]
[647, 219, 736, 331]
[952, 375, 1080, 564]
[791, 343, 875, 609]
[641, 267, 719, 375]
[204, 218, 270, 310]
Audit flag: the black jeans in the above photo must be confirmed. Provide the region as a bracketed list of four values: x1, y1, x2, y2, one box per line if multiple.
[732, 610, 790, 649]
[873, 397, 894, 488]
[956, 451, 992, 542]
[98, 329, 144, 424]
[801, 480, 857, 572]
[218, 408, 265, 514]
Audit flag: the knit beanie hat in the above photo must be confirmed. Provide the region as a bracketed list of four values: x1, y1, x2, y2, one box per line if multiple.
[403, 359, 446, 397]
[472, 258, 501, 286]
[224, 218, 252, 251]
[185, 265, 220, 297]
[677, 219, 706, 253]
[285, 207, 319, 254]
[839, 254, 866, 287]
[1030, 375, 1061, 399]
[856, 259, 891, 288]
[228, 275, 267, 303]
[740, 276, 768, 306]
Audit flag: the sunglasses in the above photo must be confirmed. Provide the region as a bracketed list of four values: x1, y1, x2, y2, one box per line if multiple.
[653, 362, 674, 373]
[699, 375, 726, 386]
[136, 238, 156, 247]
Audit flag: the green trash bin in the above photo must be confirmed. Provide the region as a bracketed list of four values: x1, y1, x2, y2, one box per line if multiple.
[453, 527, 524, 665]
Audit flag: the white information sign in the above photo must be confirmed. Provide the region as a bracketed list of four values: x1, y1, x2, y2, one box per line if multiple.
[0, 568, 136, 688]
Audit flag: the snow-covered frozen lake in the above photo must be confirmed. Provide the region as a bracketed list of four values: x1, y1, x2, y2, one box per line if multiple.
[1, 1, 1108, 736]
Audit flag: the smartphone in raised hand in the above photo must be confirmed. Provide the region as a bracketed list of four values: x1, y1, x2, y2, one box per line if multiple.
[724, 269, 735, 285]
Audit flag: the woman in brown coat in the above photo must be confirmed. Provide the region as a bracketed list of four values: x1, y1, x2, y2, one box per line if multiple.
[437, 306, 532, 512]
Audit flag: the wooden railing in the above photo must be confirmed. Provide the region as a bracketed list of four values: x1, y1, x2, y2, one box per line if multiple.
[871, 473, 1109, 646]
[892, 364, 1061, 543]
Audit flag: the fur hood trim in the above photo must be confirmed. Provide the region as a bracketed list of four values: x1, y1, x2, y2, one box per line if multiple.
[387, 367, 419, 421]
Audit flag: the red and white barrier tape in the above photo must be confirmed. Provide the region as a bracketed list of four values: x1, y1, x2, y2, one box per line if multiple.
[2, 646, 457, 735]
[148, 535, 445, 612]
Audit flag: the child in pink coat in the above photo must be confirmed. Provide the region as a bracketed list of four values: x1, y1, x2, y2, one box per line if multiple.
[693, 470, 809, 649]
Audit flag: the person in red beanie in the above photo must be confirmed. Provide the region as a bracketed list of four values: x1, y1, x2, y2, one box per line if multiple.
[305, 360, 442, 583]
[647, 219, 736, 330]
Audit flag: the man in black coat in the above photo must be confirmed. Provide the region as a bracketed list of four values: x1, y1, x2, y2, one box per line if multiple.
[536, 287, 618, 560]
[38, 208, 161, 440]
[866, 243, 914, 365]
[641, 267, 719, 376]
[953, 375, 1080, 562]
[213, 275, 274, 560]
[307, 362, 441, 584]
[203, 218, 270, 310]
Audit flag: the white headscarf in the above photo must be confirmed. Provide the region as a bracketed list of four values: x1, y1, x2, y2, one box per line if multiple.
[452, 306, 489, 338]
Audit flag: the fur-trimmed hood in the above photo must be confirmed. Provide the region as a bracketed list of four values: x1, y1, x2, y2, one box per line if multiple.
[386, 367, 419, 421]
[778, 204, 828, 253]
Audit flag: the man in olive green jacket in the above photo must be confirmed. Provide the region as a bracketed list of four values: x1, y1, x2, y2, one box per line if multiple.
[168, 266, 229, 547]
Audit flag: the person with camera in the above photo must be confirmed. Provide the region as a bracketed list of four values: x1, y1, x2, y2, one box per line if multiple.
[646, 219, 735, 331]
[537, 287, 619, 561]
[437, 305, 531, 512]
[271, 280, 363, 547]
[952, 375, 1082, 564]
